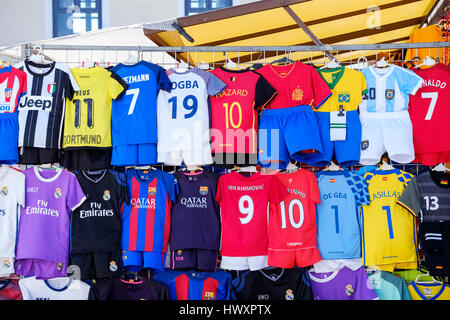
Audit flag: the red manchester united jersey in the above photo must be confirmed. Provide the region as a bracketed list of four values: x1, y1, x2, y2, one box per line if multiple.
[209, 67, 276, 155]
[256, 62, 331, 109]
[409, 64, 450, 165]
[216, 171, 288, 257]
[268, 169, 322, 267]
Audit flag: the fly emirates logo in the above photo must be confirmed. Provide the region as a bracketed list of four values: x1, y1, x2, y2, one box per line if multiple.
[26, 200, 59, 217]
[131, 197, 156, 209]
[79, 202, 114, 218]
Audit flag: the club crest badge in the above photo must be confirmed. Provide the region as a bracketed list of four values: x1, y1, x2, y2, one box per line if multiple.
[285, 289, 294, 300]
[54, 188, 62, 199]
[148, 186, 157, 196]
[385, 89, 395, 100]
[56, 263, 63, 271]
[199, 186, 208, 196]
[1, 186, 7, 196]
[103, 190, 111, 201]
[3, 259, 11, 269]
[109, 261, 118, 272]
[203, 291, 215, 300]
[361, 140, 369, 151]
[345, 284, 355, 296]
[338, 93, 350, 103]
[4, 88, 12, 101]
[292, 85, 303, 101]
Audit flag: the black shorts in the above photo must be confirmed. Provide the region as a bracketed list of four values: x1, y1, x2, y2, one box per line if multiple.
[70, 250, 122, 280]
[212, 153, 258, 169]
[62, 148, 112, 170]
[170, 249, 218, 272]
[19, 147, 62, 165]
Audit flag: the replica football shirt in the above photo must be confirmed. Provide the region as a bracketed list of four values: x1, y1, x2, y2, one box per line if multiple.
[88, 277, 170, 300]
[367, 270, 412, 300]
[216, 171, 288, 257]
[170, 170, 220, 251]
[404, 25, 449, 64]
[309, 266, 379, 300]
[0, 166, 25, 266]
[63, 67, 128, 149]
[15, 60, 78, 149]
[0, 65, 27, 113]
[268, 169, 321, 266]
[121, 169, 177, 253]
[0, 279, 22, 300]
[152, 269, 232, 300]
[361, 169, 419, 272]
[407, 281, 450, 300]
[231, 267, 313, 300]
[19, 276, 90, 300]
[256, 62, 331, 109]
[359, 65, 423, 113]
[71, 169, 129, 253]
[110, 61, 171, 146]
[315, 169, 369, 260]
[408, 64, 450, 165]
[15, 167, 86, 275]
[209, 67, 276, 156]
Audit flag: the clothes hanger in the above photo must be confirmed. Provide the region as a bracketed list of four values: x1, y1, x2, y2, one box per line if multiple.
[320, 58, 340, 69]
[377, 157, 394, 171]
[414, 270, 442, 284]
[182, 165, 203, 175]
[82, 60, 95, 68]
[225, 59, 238, 69]
[198, 60, 210, 70]
[415, 56, 436, 69]
[124, 53, 138, 65]
[28, 44, 52, 65]
[324, 160, 342, 171]
[374, 56, 389, 68]
[356, 56, 368, 70]
[270, 56, 295, 66]
[120, 271, 144, 284]
[236, 166, 258, 173]
[38, 163, 58, 170]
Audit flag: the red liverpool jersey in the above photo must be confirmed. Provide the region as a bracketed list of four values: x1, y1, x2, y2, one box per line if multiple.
[268, 169, 322, 266]
[256, 62, 331, 109]
[209, 67, 276, 155]
[216, 171, 288, 257]
[409, 64, 450, 165]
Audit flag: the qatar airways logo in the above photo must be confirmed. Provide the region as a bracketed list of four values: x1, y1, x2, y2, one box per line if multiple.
[26, 200, 59, 217]
[180, 197, 207, 209]
[131, 197, 155, 209]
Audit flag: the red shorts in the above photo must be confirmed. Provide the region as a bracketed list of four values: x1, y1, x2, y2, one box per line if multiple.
[267, 248, 322, 268]
[413, 151, 450, 166]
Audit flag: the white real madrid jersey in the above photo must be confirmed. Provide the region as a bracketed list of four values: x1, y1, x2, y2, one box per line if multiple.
[359, 65, 423, 113]
[156, 68, 226, 156]
[19, 277, 90, 300]
[0, 166, 25, 258]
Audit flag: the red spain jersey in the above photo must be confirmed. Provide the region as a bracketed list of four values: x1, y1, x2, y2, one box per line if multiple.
[0, 66, 27, 113]
[256, 62, 331, 109]
[209, 67, 277, 154]
[268, 169, 322, 265]
[121, 169, 177, 252]
[216, 171, 288, 257]
[408, 64, 450, 165]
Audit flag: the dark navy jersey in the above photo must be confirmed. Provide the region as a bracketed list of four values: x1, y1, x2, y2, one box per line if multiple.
[70, 169, 129, 253]
[231, 268, 313, 301]
[170, 170, 220, 251]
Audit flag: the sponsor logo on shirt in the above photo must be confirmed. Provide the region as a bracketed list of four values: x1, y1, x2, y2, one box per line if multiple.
[26, 200, 59, 217]
[180, 197, 207, 209]
[18, 96, 53, 112]
[131, 197, 156, 209]
[0, 186, 7, 196]
[79, 202, 114, 218]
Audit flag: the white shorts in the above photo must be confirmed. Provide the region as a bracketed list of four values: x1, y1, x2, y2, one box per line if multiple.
[0, 257, 15, 277]
[359, 111, 414, 165]
[157, 148, 213, 166]
[219, 255, 267, 271]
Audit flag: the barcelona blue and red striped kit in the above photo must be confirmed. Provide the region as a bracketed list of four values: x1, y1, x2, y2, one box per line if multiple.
[121, 169, 178, 253]
[152, 270, 232, 300]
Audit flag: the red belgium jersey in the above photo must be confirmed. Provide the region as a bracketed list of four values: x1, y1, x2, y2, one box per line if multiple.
[216, 171, 288, 257]
[268, 169, 322, 267]
[409, 64, 450, 165]
[256, 62, 331, 109]
[209, 67, 276, 154]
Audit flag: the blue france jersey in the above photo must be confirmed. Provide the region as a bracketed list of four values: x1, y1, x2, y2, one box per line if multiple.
[359, 65, 423, 113]
[315, 170, 370, 259]
[110, 61, 171, 146]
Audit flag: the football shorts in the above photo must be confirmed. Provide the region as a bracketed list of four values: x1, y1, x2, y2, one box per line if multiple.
[413, 151, 450, 166]
[61, 148, 112, 170]
[359, 111, 414, 165]
[111, 143, 158, 167]
[122, 250, 167, 273]
[0, 257, 15, 277]
[69, 251, 122, 280]
[0, 113, 19, 165]
[258, 105, 324, 169]
[170, 249, 218, 272]
[219, 255, 267, 271]
[158, 148, 213, 166]
[268, 248, 322, 269]
[14, 258, 67, 280]
[311, 110, 362, 167]
[19, 147, 62, 165]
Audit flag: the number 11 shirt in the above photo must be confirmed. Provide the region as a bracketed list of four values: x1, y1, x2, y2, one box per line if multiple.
[216, 172, 288, 257]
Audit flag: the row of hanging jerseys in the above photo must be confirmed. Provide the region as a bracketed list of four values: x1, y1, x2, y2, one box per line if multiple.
[1, 160, 450, 300]
[1, 52, 450, 170]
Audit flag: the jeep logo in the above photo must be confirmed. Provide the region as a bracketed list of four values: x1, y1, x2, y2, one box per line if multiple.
[18, 96, 52, 111]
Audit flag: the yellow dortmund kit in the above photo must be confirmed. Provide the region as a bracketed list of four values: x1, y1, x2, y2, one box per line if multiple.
[63, 67, 127, 149]
[361, 169, 419, 272]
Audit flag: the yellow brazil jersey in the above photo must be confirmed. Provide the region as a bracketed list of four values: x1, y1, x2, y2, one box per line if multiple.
[315, 66, 366, 112]
[63, 67, 127, 149]
[407, 282, 450, 300]
[361, 169, 419, 272]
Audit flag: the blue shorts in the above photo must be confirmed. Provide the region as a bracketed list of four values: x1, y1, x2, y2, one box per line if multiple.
[0, 113, 19, 165]
[311, 110, 362, 167]
[258, 105, 324, 169]
[122, 250, 166, 273]
[111, 143, 158, 167]
[170, 249, 218, 272]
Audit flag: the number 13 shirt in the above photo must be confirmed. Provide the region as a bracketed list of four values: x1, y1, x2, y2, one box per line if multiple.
[216, 172, 288, 258]
[361, 169, 419, 272]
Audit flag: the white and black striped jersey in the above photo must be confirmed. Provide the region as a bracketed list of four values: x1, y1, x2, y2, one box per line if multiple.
[15, 60, 79, 149]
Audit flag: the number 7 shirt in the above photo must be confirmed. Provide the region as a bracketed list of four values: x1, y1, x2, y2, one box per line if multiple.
[216, 171, 288, 258]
